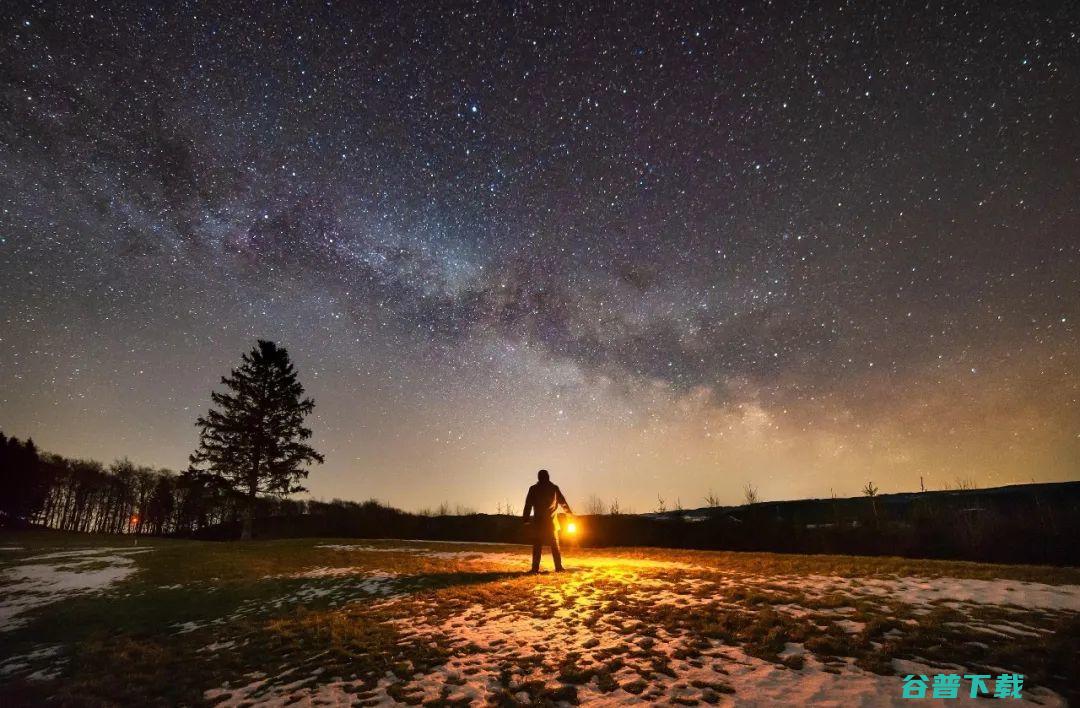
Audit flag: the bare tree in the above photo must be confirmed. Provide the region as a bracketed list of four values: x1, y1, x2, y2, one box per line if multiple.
[955, 477, 979, 491]
[655, 494, 667, 514]
[585, 494, 607, 515]
[862, 481, 879, 520]
[704, 490, 722, 507]
[743, 483, 759, 505]
[608, 498, 621, 515]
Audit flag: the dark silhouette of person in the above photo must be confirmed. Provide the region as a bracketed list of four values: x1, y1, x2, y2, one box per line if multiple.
[522, 469, 574, 573]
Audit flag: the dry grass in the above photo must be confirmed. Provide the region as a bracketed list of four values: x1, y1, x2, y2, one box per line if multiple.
[0, 530, 1077, 705]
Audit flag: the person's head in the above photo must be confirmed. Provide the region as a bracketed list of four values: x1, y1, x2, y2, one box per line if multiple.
[537, 469, 550, 482]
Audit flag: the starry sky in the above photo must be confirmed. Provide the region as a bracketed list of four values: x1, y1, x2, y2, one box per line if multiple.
[1, 1, 1078, 513]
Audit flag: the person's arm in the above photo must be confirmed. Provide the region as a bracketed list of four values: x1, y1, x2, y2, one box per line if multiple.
[522, 487, 534, 521]
[556, 486, 573, 515]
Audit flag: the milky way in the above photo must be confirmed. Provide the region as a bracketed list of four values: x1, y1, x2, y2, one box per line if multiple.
[1, 2, 1078, 511]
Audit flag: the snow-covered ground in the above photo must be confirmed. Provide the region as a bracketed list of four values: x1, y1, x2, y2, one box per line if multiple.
[1, 539, 1074, 705]
[0, 644, 64, 682]
[0, 547, 147, 632]
[201, 547, 1074, 707]
[763, 573, 1080, 613]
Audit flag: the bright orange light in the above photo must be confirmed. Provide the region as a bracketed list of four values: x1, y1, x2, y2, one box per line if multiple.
[565, 522, 577, 534]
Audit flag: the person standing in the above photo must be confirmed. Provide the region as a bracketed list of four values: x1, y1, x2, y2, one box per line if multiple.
[522, 469, 574, 573]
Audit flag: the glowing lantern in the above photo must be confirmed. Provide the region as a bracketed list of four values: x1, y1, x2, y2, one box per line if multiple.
[565, 521, 577, 534]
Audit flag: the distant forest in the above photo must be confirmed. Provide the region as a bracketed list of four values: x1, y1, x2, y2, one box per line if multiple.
[3, 432, 1078, 566]
[0, 431, 470, 537]
[0, 432, 309, 535]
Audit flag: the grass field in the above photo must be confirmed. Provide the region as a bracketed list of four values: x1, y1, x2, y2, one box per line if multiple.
[1, 531, 1078, 706]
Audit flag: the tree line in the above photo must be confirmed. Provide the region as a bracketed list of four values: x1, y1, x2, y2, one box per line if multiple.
[1, 339, 325, 540]
[1, 433, 225, 534]
[0, 431, 336, 535]
[4, 430, 1077, 564]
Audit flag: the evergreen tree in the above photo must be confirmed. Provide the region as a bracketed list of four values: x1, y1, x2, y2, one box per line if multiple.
[0, 434, 51, 524]
[188, 340, 324, 540]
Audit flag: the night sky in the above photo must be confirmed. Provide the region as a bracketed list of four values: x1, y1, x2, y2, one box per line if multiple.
[2, 2, 1078, 512]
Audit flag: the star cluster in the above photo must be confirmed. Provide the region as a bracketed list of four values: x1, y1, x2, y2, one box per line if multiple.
[1, 1, 1077, 510]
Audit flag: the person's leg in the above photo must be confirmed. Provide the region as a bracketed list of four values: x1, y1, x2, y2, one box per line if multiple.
[531, 542, 541, 572]
[551, 531, 564, 571]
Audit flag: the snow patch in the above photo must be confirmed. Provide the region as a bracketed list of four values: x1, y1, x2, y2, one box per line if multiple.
[774, 574, 1080, 613]
[0, 548, 145, 631]
[267, 566, 398, 580]
[0, 644, 63, 679]
[23, 548, 151, 562]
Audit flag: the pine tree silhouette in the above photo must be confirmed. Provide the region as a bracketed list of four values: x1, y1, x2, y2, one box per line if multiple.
[189, 340, 324, 540]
